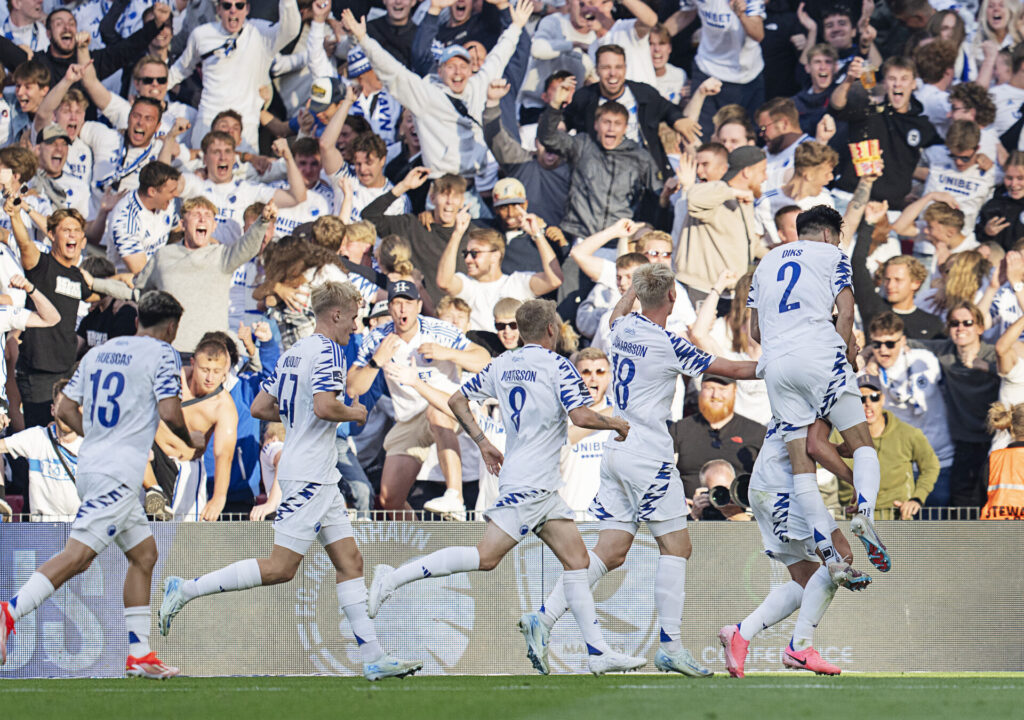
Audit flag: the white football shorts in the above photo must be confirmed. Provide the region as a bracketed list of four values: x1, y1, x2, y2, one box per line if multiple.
[763, 347, 863, 441]
[588, 447, 687, 537]
[485, 488, 574, 541]
[750, 488, 838, 566]
[70, 476, 152, 554]
[273, 479, 353, 555]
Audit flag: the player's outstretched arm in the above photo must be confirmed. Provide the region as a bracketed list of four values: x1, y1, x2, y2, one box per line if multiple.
[448, 391, 503, 475]
[313, 392, 368, 425]
[56, 393, 85, 436]
[567, 406, 629, 442]
[705, 357, 759, 381]
[159, 397, 206, 451]
[250, 390, 281, 422]
[609, 286, 638, 328]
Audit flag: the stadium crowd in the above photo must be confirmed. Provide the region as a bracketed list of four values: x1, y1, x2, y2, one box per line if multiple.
[0, 0, 1021, 525]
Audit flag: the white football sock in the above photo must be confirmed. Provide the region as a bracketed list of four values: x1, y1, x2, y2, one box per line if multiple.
[738, 580, 803, 641]
[124, 606, 151, 658]
[852, 446, 880, 520]
[792, 473, 840, 564]
[8, 572, 55, 621]
[389, 546, 480, 591]
[181, 558, 262, 602]
[337, 579, 384, 664]
[655, 555, 686, 653]
[791, 566, 837, 652]
[539, 551, 607, 630]
[563, 569, 611, 655]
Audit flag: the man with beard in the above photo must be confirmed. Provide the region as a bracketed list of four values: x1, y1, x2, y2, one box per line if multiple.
[669, 374, 765, 498]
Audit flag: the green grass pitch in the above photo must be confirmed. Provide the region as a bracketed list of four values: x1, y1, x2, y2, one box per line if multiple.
[3, 673, 1021, 719]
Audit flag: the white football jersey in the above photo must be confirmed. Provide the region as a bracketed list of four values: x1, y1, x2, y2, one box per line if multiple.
[63, 335, 182, 493]
[749, 420, 794, 494]
[607, 313, 715, 461]
[461, 344, 590, 493]
[261, 333, 347, 486]
[748, 240, 852, 368]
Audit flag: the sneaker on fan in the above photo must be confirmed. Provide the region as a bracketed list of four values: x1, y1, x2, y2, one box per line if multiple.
[126, 652, 180, 679]
[782, 644, 841, 675]
[423, 489, 466, 520]
[850, 514, 891, 572]
[1, 600, 14, 666]
[588, 649, 647, 675]
[718, 624, 749, 678]
[145, 488, 174, 521]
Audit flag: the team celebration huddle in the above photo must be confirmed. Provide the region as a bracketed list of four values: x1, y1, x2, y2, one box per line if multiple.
[0, 0, 1017, 686]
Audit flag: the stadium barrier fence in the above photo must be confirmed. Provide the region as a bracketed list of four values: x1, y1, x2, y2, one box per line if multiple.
[1, 520, 1020, 678]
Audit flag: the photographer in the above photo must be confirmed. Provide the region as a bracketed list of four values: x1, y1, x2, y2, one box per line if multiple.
[690, 459, 752, 521]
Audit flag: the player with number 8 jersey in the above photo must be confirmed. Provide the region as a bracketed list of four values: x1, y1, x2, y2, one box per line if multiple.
[522, 265, 758, 679]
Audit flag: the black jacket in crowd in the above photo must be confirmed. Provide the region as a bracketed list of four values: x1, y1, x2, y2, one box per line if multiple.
[975, 188, 1024, 251]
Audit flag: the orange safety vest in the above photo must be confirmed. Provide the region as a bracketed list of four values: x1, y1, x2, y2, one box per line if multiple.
[982, 445, 1024, 520]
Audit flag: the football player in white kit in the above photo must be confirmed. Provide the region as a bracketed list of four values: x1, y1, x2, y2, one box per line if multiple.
[520, 264, 759, 678]
[747, 205, 889, 579]
[1, 291, 202, 679]
[158, 282, 422, 682]
[366, 299, 648, 676]
[718, 418, 864, 678]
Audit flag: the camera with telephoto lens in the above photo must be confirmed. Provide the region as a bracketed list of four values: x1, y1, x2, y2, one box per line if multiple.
[708, 473, 751, 509]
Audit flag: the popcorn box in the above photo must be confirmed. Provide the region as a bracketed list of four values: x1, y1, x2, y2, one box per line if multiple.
[848, 139, 882, 176]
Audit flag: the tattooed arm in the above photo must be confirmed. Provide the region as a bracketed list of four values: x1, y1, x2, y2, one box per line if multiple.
[840, 174, 876, 251]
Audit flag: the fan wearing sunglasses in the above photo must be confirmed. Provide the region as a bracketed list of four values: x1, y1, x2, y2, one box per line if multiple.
[914, 300, 1001, 508]
[829, 376, 938, 521]
[863, 311, 955, 506]
[437, 210, 563, 333]
[167, 0, 301, 152]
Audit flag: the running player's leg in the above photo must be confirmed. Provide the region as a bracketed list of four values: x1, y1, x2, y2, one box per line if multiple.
[2, 537, 96, 664]
[649, 524, 711, 677]
[159, 479, 330, 635]
[783, 563, 843, 675]
[827, 391, 888, 571]
[783, 430, 843, 564]
[121, 534, 179, 678]
[537, 519, 646, 674]
[368, 520, 516, 618]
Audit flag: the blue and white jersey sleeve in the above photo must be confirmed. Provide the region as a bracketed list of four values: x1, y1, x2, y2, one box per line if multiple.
[424, 317, 470, 351]
[310, 336, 346, 394]
[668, 332, 715, 378]
[461, 362, 497, 403]
[744, 0, 766, 17]
[832, 250, 853, 297]
[261, 359, 282, 399]
[153, 342, 183, 401]
[109, 199, 145, 257]
[63, 363, 86, 405]
[555, 357, 590, 413]
[353, 324, 389, 367]
[746, 272, 759, 309]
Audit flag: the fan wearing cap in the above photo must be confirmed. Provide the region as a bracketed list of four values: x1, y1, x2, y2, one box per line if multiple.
[489, 176, 569, 275]
[167, 0, 301, 153]
[349, 280, 491, 516]
[827, 375, 938, 520]
[341, 1, 532, 184]
[482, 77, 571, 230]
[677, 145, 767, 298]
[33, 123, 74, 214]
[669, 373, 766, 498]
[411, 0, 506, 77]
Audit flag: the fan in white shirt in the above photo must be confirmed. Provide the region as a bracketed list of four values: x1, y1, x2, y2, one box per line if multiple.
[558, 348, 615, 517]
[913, 38, 957, 138]
[649, 24, 686, 104]
[322, 123, 408, 220]
[918, 120, 997, 232]
[102, 161, 181, 274]
[759, 140, 838, 246]
[160, 127, 307, 245]
[436, 209, 563, 332]
[167, 0, 300, 152]
[592, 0, 663, 87]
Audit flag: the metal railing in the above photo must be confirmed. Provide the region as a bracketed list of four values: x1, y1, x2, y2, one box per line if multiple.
[0, 506, 984, 523]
